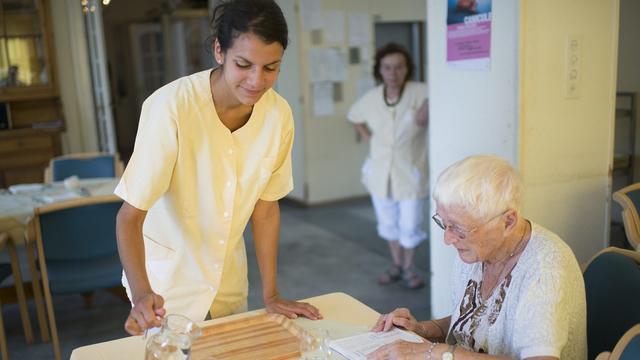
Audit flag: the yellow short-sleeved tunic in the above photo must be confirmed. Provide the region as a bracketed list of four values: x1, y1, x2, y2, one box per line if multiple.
[114, 69, 294, 321]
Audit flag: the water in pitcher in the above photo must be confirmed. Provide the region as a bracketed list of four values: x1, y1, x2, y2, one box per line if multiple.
[145, 314, 202, 360]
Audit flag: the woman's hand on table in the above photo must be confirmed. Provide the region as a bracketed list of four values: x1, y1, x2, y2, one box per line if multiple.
[264, 295, 323, 320]
[371, 308, 422, 335]
[367, 339, 430, 360]
[124, 292, 166, 335]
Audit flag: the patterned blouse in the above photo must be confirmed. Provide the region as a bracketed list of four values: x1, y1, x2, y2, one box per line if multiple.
[446, 223, 587, 359]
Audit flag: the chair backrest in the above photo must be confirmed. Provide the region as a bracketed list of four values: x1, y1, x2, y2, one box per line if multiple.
[45, 152, 124, 183]
[34, 195, 122, 261]
[612, 184, 640, 249]
[599, 324, 640, 360]
[619, 333, 640, 360]
[583, 248, 640, 360]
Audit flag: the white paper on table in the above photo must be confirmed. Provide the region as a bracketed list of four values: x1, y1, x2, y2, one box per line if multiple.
[39, 192, 81, 204]
[312, 82, 335, 117]
[329, 328, 424, 360]
[300, 0, 324, 31]
[8, 183, 44, 194]
[348, 13, 371, 46]
[323, 10, 345, 44]
[308, 48, 347, 83]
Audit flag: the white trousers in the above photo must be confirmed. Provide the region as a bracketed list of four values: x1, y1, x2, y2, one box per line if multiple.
[371, 195, 427, 249]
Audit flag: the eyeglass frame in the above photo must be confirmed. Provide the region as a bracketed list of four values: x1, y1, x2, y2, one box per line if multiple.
[431, 210, 508, 239]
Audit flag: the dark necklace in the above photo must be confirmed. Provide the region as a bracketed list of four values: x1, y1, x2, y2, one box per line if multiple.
[383, 84, 405, 107]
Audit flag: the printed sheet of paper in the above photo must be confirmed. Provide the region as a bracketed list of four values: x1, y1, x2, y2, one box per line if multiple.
[323, 10, 345, 44]
[348, 13, 370, 46]
[300, 0, 323, 31]
[330, 328, 424, 360]
[308, 48, 347, 82]
[313, 81, 335, 117]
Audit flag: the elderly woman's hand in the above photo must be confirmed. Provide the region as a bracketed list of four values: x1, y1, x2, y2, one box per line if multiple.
[366, 339, 430, 360]
[371, 308, 421, 334]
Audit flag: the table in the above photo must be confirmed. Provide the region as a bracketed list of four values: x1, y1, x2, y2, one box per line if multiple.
[0, 178, 119, 246]
[70, 292, 380, 360]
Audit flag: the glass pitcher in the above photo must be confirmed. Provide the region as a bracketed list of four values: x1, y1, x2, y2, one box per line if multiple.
[145, 314, 202, 360]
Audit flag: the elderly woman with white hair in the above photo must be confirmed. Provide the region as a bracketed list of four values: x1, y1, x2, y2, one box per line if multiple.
[368, 155, 587, 360]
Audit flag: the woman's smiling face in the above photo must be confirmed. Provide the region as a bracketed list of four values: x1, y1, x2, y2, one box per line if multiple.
[215, 32, 284, 105]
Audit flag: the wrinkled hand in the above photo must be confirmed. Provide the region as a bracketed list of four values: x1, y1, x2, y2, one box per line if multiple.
[124, 292, 166, 335]
[367, 339, 429, 360]
[264, 295, 323, 320]
[371, 308, 421, 334]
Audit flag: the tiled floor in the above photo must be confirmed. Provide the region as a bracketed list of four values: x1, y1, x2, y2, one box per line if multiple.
[2, 197, 431, 359]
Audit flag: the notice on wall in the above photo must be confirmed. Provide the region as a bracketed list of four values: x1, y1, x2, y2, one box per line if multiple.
[323, 11, 345, 44]
[300, 0, 323, 31]
[447, 0, 492, 70]
[313, 82, 335, 117]
[308, 48, 347, 83]
[348, 13, 370, 46]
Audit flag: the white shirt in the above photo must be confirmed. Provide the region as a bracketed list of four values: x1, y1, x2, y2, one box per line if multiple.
[448, 223, 587, 359]
[347, 81, 428, 200]
[114, 69, 294, 321]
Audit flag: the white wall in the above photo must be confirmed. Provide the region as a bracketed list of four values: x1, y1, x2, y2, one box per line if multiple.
[427, 0, 520, 317]
[428, 0, 619, 318]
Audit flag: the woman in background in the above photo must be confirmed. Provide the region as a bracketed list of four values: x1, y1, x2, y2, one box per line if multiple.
[347, 43, 428, 289]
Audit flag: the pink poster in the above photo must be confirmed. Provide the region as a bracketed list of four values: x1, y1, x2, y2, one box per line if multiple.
[447, 0, 492, 70]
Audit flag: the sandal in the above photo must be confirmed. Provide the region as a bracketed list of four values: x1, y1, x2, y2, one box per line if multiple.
[378, 265, 403, 285]
[402, 269, 425, 289]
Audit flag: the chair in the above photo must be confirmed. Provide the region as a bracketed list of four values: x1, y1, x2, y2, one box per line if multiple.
[583, 247, 640, 360]
[612, 183, 640, 250]
[43, 152, 124, 183]
[596, 324, 640, 360]
[31, 195, 124, 360]
[0, 232, 43, 360]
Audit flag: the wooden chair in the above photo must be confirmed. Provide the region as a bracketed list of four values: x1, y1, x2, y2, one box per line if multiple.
[0, 232, 40, 360]
[596, 324, 640, 360]
[30, 195, 124, 360]
[583, 247, 640, 360]
[43, 152, 124, 183]
[612, 183, 640, 250]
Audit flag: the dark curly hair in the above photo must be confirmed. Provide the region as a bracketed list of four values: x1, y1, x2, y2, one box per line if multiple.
[210, 0, 288, 53]
[372, 43, 414, 84]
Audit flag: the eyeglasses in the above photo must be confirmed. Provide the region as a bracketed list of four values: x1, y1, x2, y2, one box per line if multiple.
[431, 210, 507, 239]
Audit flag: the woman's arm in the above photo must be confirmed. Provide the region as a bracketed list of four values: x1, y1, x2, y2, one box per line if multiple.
[415, 99, 428, 127]
[354, 123, 372, 141]
[116, 202, 165, 335]
[251, 199, 322, 320]
[415, 316, 450, 342]
[368, 340, 558, 360]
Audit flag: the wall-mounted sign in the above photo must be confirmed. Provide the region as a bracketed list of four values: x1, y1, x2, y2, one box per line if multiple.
[447, 0, 492, 70]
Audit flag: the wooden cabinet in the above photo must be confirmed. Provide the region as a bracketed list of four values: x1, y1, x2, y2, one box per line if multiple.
[0, 0, 63, 187]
